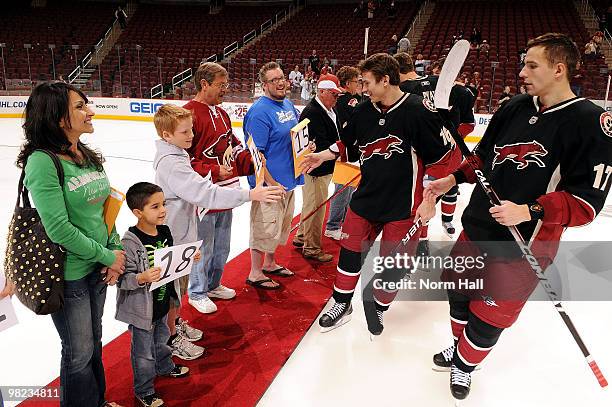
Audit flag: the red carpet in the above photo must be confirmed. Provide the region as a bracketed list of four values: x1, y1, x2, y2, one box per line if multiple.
[25, 215, 341, 407]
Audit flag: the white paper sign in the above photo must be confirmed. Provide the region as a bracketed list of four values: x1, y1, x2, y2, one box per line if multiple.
[0, 273, 18, 333]
[150, 241, 203, 291]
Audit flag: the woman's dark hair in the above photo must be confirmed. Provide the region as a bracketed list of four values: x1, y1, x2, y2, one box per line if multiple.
[16, 81, 104, 170]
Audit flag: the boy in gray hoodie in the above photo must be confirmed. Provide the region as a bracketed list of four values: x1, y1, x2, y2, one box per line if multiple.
[117, 182, 194, 407]
[152, 104, 284, 358]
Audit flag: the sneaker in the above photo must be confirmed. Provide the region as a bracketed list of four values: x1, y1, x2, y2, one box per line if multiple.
[416, 239, 430, 257]
[163, 364, 189, 378]
[324, 229, 348, 241]
[188, 296, 217, 314]
[450, 364, 471, 400]
[176, 317, 203, 342]
[303, 251, 334, 262]
[171, 334, 205, 360]
[208, 284, 236, 300]
[319, 302, 353, 332]
[136, 393, 164, 407]
[442, 221, 456, 237]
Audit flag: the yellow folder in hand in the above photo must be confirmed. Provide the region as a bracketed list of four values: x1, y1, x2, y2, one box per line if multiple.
[332, 161, 361, 187]
[103, 188, 126, 235]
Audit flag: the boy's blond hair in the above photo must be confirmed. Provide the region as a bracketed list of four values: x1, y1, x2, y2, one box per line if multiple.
[153, 104, 192, 138]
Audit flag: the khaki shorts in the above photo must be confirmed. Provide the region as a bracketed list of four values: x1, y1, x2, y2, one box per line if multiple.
[250, 190, 295, 253]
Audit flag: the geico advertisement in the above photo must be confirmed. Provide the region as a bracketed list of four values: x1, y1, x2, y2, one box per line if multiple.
[1, 95, 493, 137]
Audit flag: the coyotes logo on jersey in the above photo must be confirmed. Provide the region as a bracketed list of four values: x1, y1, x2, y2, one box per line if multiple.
[202, 129, 234, 167]
[600, 112, 612, 138]
[492, 141, 548, 170]
[359, 135, 404, 163]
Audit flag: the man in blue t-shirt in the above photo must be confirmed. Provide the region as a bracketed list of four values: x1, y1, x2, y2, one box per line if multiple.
[244, 61, 304, 289]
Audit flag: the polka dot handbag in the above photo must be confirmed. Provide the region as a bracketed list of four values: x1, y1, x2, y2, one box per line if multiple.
[4, 150, 66, 315]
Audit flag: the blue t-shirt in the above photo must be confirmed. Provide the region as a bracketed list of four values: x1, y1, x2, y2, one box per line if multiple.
[244, 96, 304, 191]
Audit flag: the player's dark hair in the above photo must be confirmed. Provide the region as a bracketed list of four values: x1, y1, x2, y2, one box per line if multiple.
[17, 81, 104, 170]
[526, 33, 580, 81]
[258, 61, 281, 84]
[393, 52, 414, 74]
[358, 53, 400, 86]
[127, 182, 163, 211]
[336, 66, 360, 87]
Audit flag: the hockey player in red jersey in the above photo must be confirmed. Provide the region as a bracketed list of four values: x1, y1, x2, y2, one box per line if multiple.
[425, 33, 612, 401]
[301, 53, 455, 335]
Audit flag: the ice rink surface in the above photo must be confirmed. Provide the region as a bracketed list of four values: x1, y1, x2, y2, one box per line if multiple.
[0, 117, 611, 406]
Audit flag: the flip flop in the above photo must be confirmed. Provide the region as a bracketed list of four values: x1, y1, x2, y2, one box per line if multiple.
[245, 278, 281, 290]
[263, 267, 295, 277]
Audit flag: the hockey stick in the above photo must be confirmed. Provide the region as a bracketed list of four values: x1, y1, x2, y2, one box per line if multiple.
[289, 173, 361, 234]
[605, 75, 611, 111]
[434, 40, 608, 388]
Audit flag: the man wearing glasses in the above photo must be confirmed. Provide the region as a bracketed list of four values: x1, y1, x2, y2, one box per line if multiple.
[183, 62, 255, 314]
[244, 62, 304, 289]
[292, 74, 342, 262]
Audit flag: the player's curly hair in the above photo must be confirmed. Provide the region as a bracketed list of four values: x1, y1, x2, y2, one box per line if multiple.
[526, 33, 580, 81]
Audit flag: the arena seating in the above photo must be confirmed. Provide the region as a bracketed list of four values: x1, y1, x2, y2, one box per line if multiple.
[0, 1, 609, 102]
[413, 0, 610, 111]
[227, 2, 419, 97]
[0, 1, 116, 92]
[98, 4, 283, 98]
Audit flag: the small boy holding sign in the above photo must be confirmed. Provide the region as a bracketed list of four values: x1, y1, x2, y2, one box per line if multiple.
[116, 182, 199, 407]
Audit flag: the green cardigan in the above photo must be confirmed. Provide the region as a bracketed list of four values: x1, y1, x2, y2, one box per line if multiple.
[24, 151, 122, 281]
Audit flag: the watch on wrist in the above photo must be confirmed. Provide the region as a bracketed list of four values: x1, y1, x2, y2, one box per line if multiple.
[528, 202, 544, 221]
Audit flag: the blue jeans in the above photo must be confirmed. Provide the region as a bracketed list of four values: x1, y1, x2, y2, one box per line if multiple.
[326, 183, 355, 231]
[51, 271, 107, 407]
[188, 211, 232, 300]
[129, 316, 174, 398]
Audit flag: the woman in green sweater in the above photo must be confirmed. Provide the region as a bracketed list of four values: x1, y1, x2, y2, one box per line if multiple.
[14, 82, 126, 407]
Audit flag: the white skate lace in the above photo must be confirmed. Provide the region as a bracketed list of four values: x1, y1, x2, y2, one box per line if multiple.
[451, 365, 471, 388]
[326, 302, 348, 320]
[441, 345, 455, 362]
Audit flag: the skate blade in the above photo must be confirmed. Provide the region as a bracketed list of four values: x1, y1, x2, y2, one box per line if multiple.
[433, 365, 480, 373]
[319, 314, 352, 333]
[454, 400, 462, 407]
[369, 332, 382, 342]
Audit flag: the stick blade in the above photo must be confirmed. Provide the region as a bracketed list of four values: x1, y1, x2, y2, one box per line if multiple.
[434, 39, 471, 110]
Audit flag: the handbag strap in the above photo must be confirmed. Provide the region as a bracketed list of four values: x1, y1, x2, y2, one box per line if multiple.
[17, 150, 65, 209]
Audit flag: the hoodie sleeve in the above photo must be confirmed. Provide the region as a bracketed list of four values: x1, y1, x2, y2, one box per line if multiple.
[117, 236, 146, 291]
[163, 156, 250, 209]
